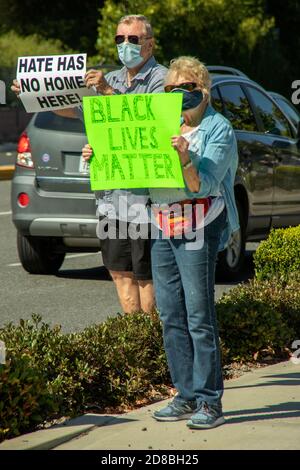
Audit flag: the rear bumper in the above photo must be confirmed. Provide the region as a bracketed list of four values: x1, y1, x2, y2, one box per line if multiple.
[29, 217, 97, 238]
[11, 171, 98, 240]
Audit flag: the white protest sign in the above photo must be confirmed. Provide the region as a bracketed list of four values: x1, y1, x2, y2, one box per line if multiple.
[17, 53, 96, 112]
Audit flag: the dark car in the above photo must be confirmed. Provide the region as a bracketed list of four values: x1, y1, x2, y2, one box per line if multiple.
[269, 91, 300, 131]
[11, 67, 300, 278]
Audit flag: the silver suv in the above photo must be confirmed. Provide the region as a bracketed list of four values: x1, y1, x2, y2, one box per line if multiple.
[11, 112, 96, 274]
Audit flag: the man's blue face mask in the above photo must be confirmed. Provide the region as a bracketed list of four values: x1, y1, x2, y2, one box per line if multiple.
[117, 42, 143, 69]
[170, 88, 204, 111]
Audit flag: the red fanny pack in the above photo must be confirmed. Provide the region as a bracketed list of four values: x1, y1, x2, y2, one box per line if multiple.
[153, 197, 213, 237]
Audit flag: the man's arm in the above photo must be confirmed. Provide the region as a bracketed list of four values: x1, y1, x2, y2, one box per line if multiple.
[11, 79, 79, 118]
[52, 108, 78, 118]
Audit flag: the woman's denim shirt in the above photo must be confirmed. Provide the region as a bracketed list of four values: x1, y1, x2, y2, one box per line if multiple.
[149, 105, 240, 251]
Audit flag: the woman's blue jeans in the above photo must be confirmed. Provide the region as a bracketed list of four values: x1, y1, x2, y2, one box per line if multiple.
[151, 208, 227, 406]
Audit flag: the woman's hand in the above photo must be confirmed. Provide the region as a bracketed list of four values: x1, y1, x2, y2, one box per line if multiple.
[172, 135, 200, 192]
[171, 135, 190, 164]
[82, 144, 93, 161]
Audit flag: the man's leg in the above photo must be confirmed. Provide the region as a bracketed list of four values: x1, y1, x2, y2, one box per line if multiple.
[131, 223, 155, 314]
[99, 218, 142, 313]
[137, 280, 155, 313]
[110, 270, 141, 313]
[99, 218, 154, 313]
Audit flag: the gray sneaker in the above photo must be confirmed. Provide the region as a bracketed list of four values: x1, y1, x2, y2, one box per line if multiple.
[186, 401, 225, 429]
[153, 399, 197, 422]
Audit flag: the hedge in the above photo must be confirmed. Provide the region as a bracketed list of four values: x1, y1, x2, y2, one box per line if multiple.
[1, 273, 300, 441]
[0, 312, 169, 441]
[254, 226, 300, 281]
[217, 277, 300, 361]
[0, 356, 56, 442]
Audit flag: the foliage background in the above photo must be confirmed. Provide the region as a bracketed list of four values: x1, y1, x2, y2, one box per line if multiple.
[0, 0, 299, 106]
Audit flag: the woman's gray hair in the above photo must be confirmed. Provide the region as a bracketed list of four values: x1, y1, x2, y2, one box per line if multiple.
[118, 15, 153, 37]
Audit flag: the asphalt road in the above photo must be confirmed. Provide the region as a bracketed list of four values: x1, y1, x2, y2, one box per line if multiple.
[0, 179, 258, 333]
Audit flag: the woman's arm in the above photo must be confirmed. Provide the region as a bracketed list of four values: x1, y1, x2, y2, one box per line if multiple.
[171, 135, 201, 193]
[195, 122, 237, 198]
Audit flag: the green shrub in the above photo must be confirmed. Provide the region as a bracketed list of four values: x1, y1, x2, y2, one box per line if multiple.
[254, 226, 300, 281]
[265, 274, 300, 337]
[98, 312, 169, 404]
[1, 275, 300, 442]
[217, 278, 296, 361]
[0, 312, 169, 441]
[0, 31, 68, 68]
[72, 311, 169, 407]
[0, 315, 95, 414]
[0, 356, 56, 441]
[0, 31, 72, 106]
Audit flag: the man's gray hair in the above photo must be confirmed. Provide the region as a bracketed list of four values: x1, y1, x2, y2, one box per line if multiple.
[118, 15, 153, 37]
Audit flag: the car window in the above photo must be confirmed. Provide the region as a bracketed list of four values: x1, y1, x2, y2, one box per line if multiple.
[247, 87, 292, 138]
[275, 97, 300, 131]
[34, 112, 85, 133]
[218, 84, 258, 132]
[211, 87, 224, 114]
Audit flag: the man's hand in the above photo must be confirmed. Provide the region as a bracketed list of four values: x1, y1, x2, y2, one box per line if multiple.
[82, 144, 93, 161]
[11, 79, 21, 97]
[85, 69, 114, 95]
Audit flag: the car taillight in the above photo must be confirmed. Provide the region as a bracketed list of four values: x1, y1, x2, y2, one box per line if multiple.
[18, 192, 30, 208]
[16, 132, 34, 168]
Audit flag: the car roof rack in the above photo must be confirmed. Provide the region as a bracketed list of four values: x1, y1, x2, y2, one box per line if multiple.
[207, 66, 248, 78]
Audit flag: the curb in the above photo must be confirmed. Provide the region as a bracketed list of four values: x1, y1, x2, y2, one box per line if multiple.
[0, 165, 15, 181]
[0, 415, 116, 451]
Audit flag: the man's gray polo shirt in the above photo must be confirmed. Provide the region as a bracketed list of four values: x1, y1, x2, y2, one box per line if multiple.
[95, 56, 167, 222]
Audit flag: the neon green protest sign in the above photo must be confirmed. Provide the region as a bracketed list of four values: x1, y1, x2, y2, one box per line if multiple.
[82, 93, 184, 190]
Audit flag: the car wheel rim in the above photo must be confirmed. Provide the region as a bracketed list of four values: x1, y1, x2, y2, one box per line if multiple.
[226, 228, 242, 269]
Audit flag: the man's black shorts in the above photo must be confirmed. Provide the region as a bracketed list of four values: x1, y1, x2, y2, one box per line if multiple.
[97, 217, 152, 281]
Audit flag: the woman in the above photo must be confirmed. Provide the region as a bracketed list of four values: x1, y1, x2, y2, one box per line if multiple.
[82, 56, 239, 429]
[149, 56, 239, 429]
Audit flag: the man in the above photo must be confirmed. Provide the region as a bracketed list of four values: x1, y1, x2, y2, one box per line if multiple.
[12, 15, 167, 314]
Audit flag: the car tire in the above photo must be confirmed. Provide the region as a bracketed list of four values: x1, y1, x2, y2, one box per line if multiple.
[17, 232, 65, 275]
[216, 199, 246, 280]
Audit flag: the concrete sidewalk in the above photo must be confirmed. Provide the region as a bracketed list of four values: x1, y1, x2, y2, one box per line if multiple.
[1, 360, 300, 450]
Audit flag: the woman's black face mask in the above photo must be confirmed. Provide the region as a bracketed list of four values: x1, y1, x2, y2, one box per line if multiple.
[170, 88, 204, 110]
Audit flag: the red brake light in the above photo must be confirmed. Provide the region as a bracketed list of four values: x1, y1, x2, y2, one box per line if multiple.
[18, 193, 30, 208]
[16, 132, 34, 168]
[17, 132, 31, 153]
